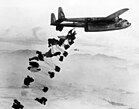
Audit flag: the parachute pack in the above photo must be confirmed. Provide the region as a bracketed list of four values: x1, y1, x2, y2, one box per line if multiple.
[12, 29, 77, 108]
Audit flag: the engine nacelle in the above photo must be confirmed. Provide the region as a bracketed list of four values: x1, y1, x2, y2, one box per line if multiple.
[56, 25, 64, 31]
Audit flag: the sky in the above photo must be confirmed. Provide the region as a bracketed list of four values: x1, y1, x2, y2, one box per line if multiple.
[0, 0, 138, 61]
[1, 1, 139, 108]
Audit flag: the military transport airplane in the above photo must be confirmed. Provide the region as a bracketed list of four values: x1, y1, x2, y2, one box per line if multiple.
[50, 7, 131, 32]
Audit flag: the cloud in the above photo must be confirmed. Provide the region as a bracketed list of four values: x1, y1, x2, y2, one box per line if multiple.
[0, 27, 49, 45]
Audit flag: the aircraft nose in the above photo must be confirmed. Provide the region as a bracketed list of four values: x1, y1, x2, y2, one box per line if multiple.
[123, 20, 131, 27]
[128, 22, 131, 26]
[126, 21, 131, 27]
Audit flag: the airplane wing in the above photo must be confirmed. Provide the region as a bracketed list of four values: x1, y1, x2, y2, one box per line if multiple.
[105, 8, 129, 19]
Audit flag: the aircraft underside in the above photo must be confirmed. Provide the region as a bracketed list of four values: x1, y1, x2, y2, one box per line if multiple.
[55, 21, 130, 32]
[85, 23, 128, 32]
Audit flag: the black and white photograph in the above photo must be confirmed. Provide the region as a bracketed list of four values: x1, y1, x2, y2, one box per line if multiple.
[0, 0, 138, 109]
